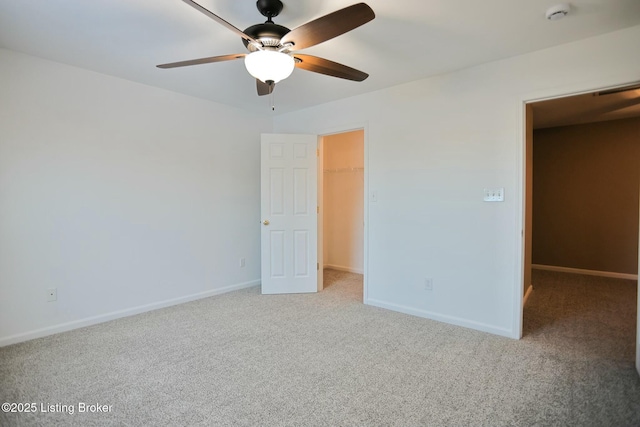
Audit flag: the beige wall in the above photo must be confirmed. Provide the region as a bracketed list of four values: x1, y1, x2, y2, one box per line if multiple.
[323, 130, 364, 273]
[532, 118, 640, 275]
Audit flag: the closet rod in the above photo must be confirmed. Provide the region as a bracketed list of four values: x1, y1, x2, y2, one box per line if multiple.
[323, 167, 364, 173]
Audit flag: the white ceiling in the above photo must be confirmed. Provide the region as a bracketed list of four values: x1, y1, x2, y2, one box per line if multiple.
[1, 0, 640, 115]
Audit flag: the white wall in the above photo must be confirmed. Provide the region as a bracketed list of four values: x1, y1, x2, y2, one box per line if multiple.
[3, 25, 640, 346]
[274, 25, 640, 337]
[0, 48, 271, 345]
[323, 131, 364, 274]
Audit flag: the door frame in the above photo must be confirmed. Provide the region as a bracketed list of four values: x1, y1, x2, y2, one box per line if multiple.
[317, 123, 369, 302]
[515, 77, 640, 373]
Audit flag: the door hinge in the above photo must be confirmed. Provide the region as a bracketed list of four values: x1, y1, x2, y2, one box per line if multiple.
[316, 148, 319, 157]
[317, 263, 319, 270]
[317, 206, 319, 214]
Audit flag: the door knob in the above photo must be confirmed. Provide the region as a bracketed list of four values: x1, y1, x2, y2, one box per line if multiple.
[263, 220, 270, 225]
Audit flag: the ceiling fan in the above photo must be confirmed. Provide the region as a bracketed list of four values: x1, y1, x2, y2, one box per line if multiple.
[157, 0, 375, 96]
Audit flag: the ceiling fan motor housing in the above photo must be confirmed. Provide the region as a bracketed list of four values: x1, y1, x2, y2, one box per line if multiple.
[243, 22, 290, 50]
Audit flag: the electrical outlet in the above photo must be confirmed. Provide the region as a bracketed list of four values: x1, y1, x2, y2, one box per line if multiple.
[424, 278, 433, 291]
[239, 258, 246, 268]
[46, 288, 57, 302]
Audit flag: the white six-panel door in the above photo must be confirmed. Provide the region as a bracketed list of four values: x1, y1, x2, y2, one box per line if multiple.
[260, 134, 318, 294]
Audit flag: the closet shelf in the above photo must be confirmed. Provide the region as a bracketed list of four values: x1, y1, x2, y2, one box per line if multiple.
[323, 167, 364, 173]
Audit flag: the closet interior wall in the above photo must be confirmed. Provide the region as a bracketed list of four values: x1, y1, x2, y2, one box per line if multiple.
[323, 130, 364, 274]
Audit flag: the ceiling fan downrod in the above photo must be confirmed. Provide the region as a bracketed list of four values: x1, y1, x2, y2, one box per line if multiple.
[256, 0, 283, 23]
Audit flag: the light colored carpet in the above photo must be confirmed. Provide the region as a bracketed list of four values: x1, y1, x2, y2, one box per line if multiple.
[1, 269, 639, 426]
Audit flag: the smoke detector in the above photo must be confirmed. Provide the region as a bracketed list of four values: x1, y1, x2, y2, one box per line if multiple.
[546, 3, 570, 20]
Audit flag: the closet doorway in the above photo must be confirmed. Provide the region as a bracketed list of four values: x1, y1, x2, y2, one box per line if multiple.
[319, 130, 364, 292]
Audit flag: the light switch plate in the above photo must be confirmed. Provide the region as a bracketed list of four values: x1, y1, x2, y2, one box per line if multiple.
[484, 188, 504, 202]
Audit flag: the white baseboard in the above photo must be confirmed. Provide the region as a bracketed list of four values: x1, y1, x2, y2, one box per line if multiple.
[0, 279, 260, 347]
[365, 298, 514, 339]
[324, 264, 364, 274]
[523, 284, 533, 307]
[532, 264, 638, 280]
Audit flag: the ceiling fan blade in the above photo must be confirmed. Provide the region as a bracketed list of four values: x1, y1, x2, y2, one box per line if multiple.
[281, 3, 375, 51]
[157, 53, 246, 69]
[257, 79, 275, 96]
[181, 0, 261, 48]
[294, 54, 368, 81]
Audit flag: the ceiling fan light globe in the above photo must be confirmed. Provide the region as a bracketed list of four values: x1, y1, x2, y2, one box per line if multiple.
[244, 50, 294, 84]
